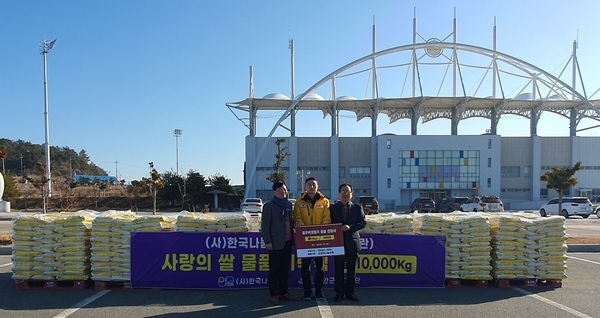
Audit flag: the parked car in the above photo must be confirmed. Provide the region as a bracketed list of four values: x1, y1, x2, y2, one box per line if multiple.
[539, 197, 593, 218]
[436, 197, 469, 213]
[460, 196, 504, 212]
[434, 198, 448, 213]
[591, 197, 600, 218]
[356, 196, 379, 215]
[411, 197, 435, 213]
[240, 198, 264, 214]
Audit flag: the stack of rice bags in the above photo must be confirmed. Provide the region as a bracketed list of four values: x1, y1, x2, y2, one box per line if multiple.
[12, 213, 58, 280]
[364, 213, 413, 234]
[513, 213, 567, 279]
[12, 211, 95, 281]
[414, 212, 492, 280]
[448, 213, 492, 280]
[488, 213, 539, 279]
[90, 211, 175, 281]
[176, 212, 250, 232]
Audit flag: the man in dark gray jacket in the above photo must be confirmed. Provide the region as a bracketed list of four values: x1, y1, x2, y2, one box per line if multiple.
[330, 183, 367, 302]
[261, 181, 299, 305]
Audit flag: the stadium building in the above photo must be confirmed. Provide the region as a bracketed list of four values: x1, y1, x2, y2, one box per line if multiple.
[227, 15, 600, 211]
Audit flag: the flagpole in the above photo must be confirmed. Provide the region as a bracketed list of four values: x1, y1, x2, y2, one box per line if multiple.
[40, 39, 56, 210]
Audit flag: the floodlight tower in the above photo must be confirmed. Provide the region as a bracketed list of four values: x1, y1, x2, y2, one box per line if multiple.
[40, 39, 56, 201]
[174, 129, 182, 176]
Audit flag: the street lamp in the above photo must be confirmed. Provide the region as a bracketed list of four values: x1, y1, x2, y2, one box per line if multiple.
[174, 129, 182, 176]
[41, 38, 56, 200]
[296, 169, 311, 196]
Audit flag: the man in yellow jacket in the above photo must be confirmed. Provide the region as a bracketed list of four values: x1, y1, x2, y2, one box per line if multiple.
[294, 177, 331, 301]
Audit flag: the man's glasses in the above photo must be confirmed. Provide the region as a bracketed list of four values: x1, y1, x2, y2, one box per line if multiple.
[340, 190, 352, 194]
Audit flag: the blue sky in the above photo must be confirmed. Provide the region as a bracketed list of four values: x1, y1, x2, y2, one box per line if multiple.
[2, 1, 599, 185]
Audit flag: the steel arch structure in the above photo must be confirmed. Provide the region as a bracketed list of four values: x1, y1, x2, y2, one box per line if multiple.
[227, 41, 600, 138]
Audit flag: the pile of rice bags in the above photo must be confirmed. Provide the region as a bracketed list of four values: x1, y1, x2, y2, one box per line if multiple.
[90, 211, 176, 281]
[414, 212, 492, 280]
[12, 211, 95, 280]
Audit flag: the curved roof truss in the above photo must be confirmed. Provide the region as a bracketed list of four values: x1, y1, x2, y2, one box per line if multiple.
[227, 41, 600, 136]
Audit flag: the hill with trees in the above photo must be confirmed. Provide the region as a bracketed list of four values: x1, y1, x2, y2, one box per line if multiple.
[0, 139, 242, 212]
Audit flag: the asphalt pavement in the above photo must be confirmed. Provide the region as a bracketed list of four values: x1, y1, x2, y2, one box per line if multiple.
[0, 210, 599, 317]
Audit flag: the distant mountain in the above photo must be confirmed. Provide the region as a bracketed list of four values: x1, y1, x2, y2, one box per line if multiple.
[0, 138, 108, 178]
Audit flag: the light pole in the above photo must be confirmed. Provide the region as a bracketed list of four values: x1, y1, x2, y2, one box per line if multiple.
[174, 129, 182, 176]
[296, 169, 311, 196]
[41, 38, 56, 201]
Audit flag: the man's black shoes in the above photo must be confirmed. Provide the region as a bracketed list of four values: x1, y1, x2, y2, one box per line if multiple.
[333, 294, 344, 302]
[315, 289, 324, 300]
[303, 290, 312, 300]
[346, 294, 359, 302]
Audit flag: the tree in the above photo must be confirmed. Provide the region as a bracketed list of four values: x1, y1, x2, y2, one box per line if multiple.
[186, 170, 207, 212]
[540, 161, 582, 217]
[1, 172, 20, 203]
[23, 162, 50, 213]
[209, 173, 232, 194]
[142, 162, 165, 215]
[128, 180, 146, 212]
[0, 146, 7, 174]
[266, 138, 290, 183]
[159, 170, 184, 208]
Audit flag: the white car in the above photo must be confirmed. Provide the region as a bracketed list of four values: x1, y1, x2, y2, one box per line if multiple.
[539, 197, 593, 218]
[459, 196, 504, 212]
[240, 198, 264, 214]
[591, 197, 600, 218]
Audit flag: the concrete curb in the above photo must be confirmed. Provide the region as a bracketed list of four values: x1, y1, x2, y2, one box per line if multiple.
[567, 244, 600, 253]
[0, 246, 11, 255]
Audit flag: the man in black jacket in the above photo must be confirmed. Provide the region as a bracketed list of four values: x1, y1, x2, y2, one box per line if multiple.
[330, 183, 367, 302]
[261, 181, 299, 305]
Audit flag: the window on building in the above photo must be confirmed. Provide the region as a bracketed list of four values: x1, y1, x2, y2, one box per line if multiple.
[387, 178, 391, 188]
[398, 149, 480, 189]
[488, 139, 492, 149]
[487, 157, 492, 168]
[387, 139, 391, 149]
[523, 166, 531, 177]
[487, 178, 491, 188]
[339, 167, 345, 178]
[350, 166, 371, 178]
[501, 166, 520, 177]
[387, 157, 391, 168]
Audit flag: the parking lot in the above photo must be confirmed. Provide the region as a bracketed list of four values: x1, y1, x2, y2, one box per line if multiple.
[0, 252, 599, 318]
[0, 212, 598, 317]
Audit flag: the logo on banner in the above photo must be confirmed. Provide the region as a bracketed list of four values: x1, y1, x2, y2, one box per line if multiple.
[218, 276, 235, 287]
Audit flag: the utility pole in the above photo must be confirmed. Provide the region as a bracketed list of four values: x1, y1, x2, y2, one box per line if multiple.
[41, 38, 56, 204]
